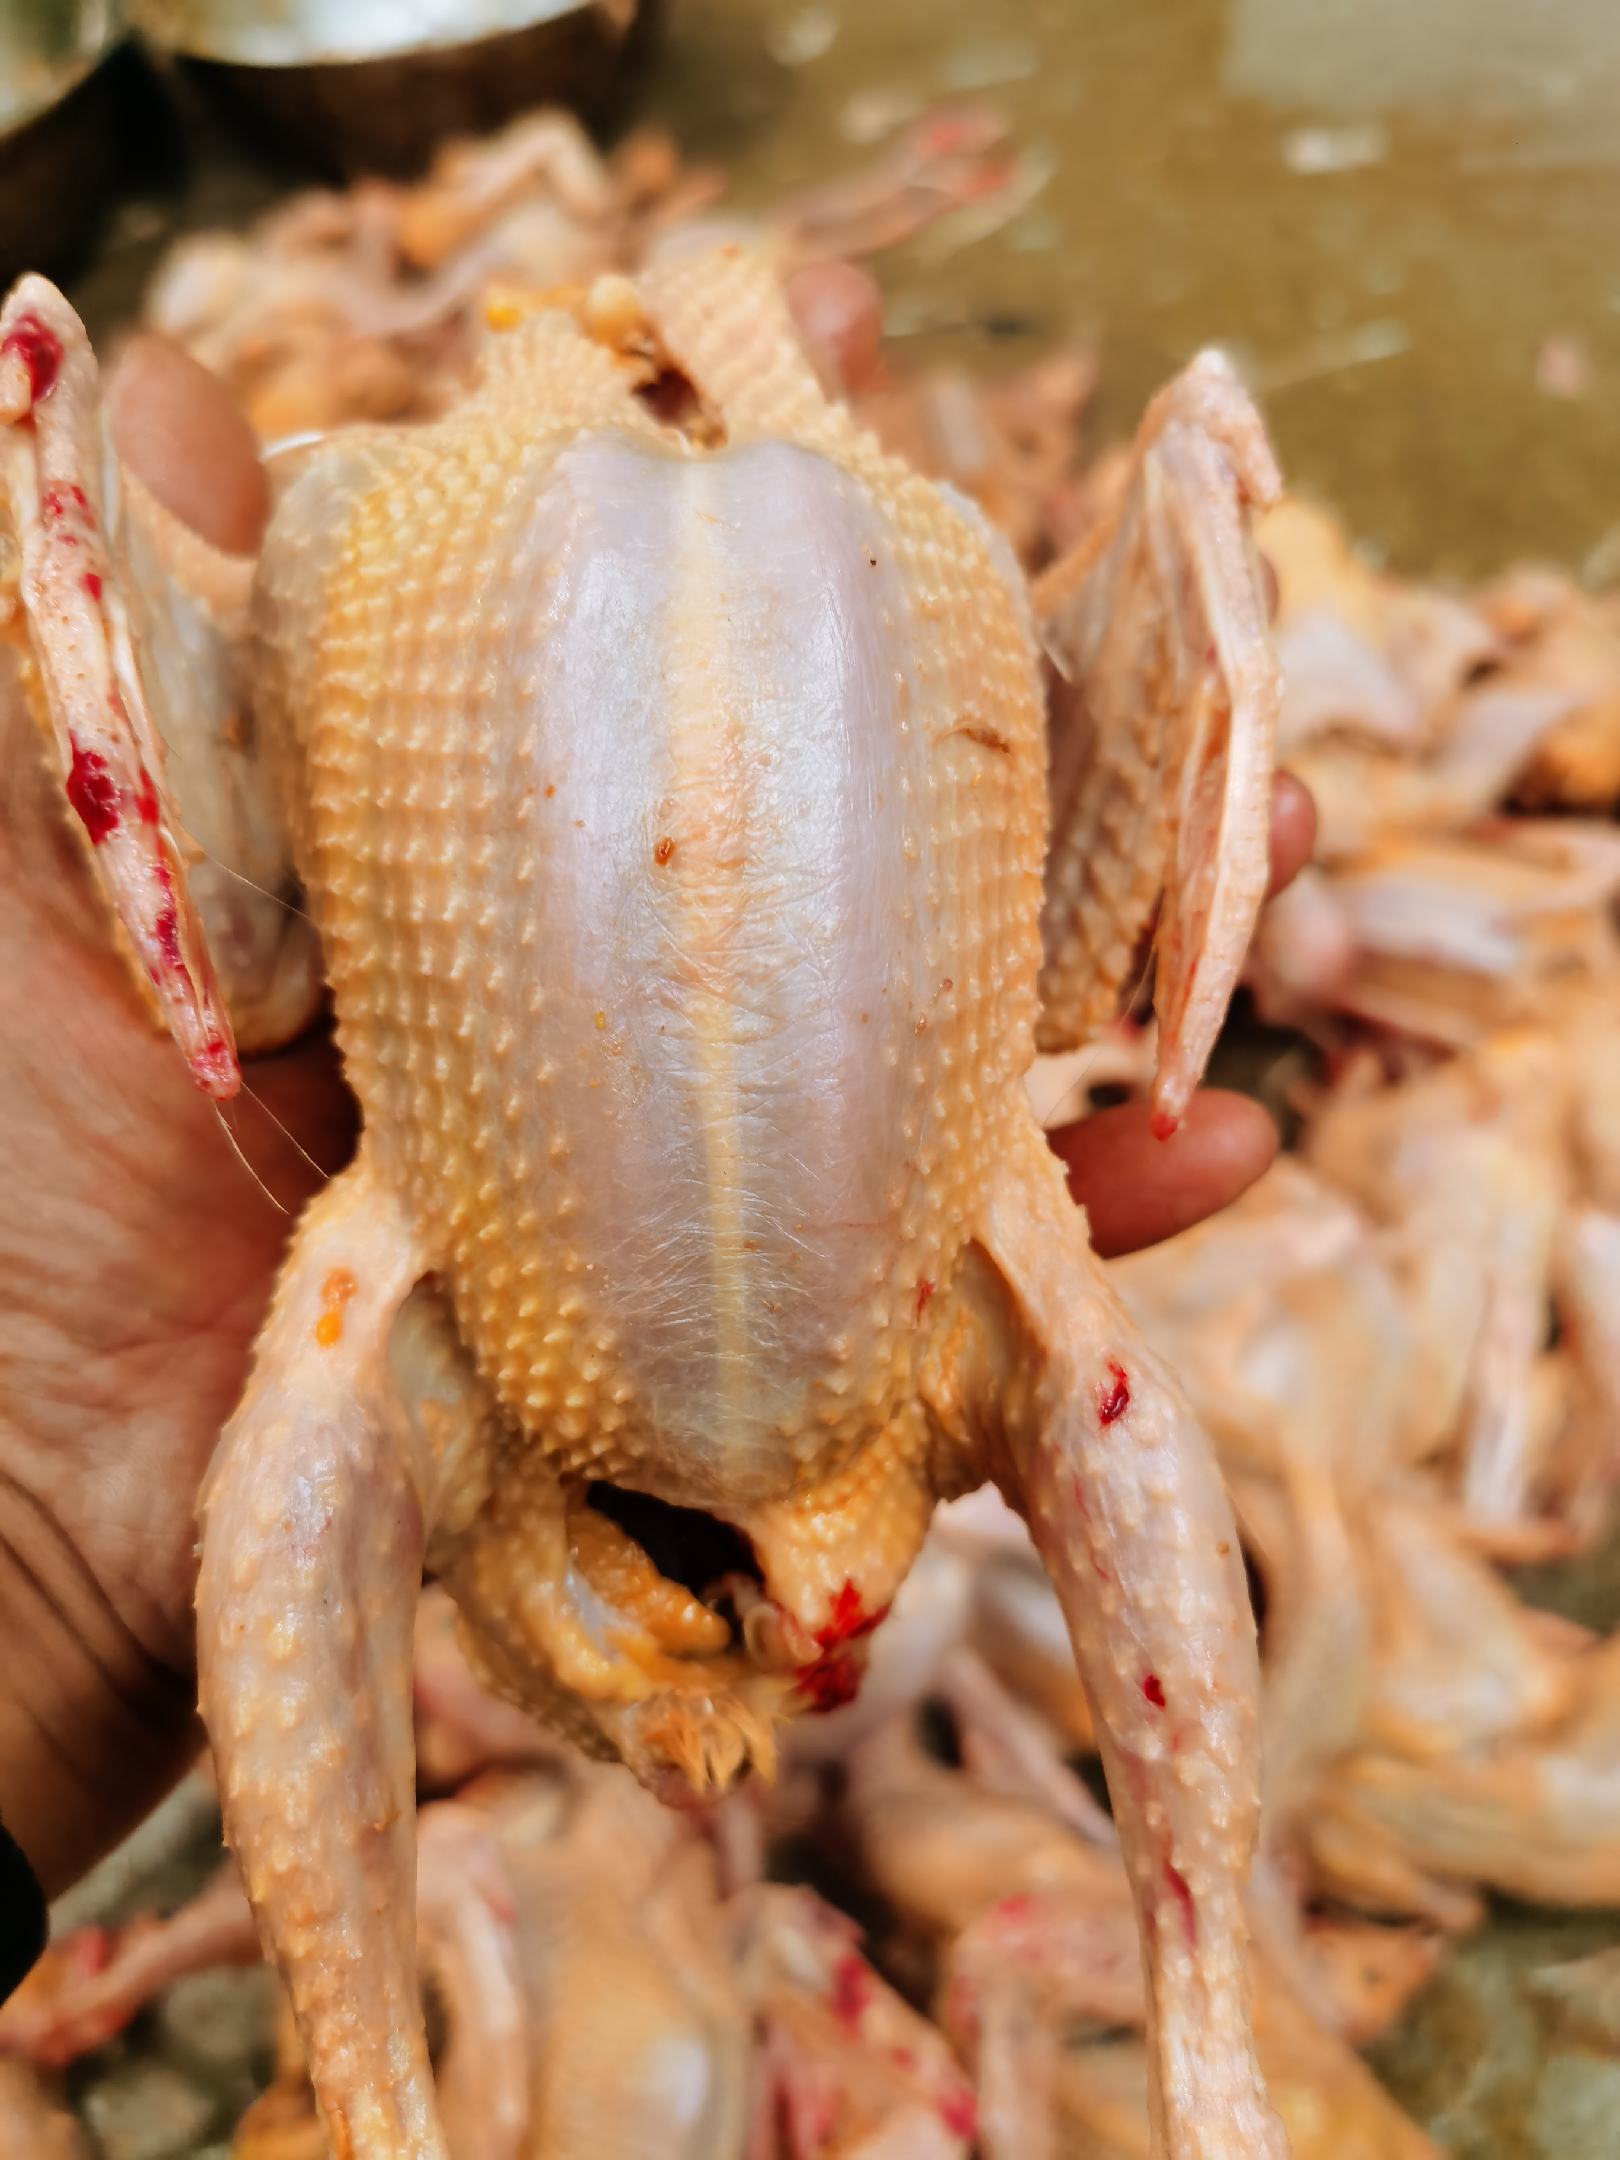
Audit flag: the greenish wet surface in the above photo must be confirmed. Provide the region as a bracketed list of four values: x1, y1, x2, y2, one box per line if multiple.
[645, 0, 1620, 582]
[66, 0, 1620, 580]
[1370, 1904, 1620, 2160]
[1375, 1510, 1620, 2155]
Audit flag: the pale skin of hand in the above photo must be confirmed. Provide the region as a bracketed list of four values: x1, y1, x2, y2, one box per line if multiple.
[0, 311, 1314, 1898]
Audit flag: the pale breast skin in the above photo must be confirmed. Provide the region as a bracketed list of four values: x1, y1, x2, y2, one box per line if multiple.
[254, 330, 1047, 1510]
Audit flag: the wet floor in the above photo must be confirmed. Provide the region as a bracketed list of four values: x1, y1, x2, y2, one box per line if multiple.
[66, 0, 1620, 581]
[642, 0, 1620, 582]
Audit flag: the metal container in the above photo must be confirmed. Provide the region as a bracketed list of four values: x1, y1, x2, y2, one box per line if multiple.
[0, 3, 128, 283]
[131, 0, 656, 177]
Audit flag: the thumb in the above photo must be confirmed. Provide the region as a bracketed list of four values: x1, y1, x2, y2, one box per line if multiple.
[105, 333, 268, 557]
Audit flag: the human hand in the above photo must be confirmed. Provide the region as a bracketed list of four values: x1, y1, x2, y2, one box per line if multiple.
[0, 284, 1310, 1898]
[0, 337, 350, 1894]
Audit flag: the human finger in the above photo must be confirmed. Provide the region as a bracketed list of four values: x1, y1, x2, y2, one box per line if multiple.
[783, 260, 885, 398]
[105, 333, 268, 557]
[1049, 1089, 1278, 1259]
[1266, 772, 1316, 898]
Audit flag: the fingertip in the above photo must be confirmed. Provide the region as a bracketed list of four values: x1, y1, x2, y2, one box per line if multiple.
[1267, 772, 1317, 897]
[106, 335, 268, 558]
[1174, 1088, 1280, 1194]
[783, 260, 885, 399]
[1053, 1089, 1278, 1259]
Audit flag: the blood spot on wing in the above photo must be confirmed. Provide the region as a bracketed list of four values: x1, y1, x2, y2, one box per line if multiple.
[195, 1037, 235, 1093]
[1141, 1673, 1167, 1709]
[830, 1952, 871, 2030]
[41, 482, 88, 522]
[153, 904, 182, 973]
[938, 2090, 979, 2140]
[2, 314, 63, 403]
[65, 739, 119, 843]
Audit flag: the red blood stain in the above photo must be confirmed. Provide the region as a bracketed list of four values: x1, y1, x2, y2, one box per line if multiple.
[990, 1892, 1033, 1926]
[801, 1656, 863, 1713]
[815, 1580, 886, 1652]
[798, 1580, 890, 1714]
[938, 2090, 979, 2140]
[1163, 1861, 1197, 1945]
[2, 313, 63, 403]
[40, 482, 88, 521]
[1149, 1109, 1179, 1141]
[65, 739, 119, 843]
[830, 1952, 872, 2030]
[1141, 1673, 1167, 1709]
[1098, 1361, 1131, 1425]
[193, 1037, 237, 1095]
[152, 854, 183, 972]
[82, 569, 102, 601]
[134, 768, 159, 824]
[154, 905, 182, 971]
[913, 1276, 934, 1324]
